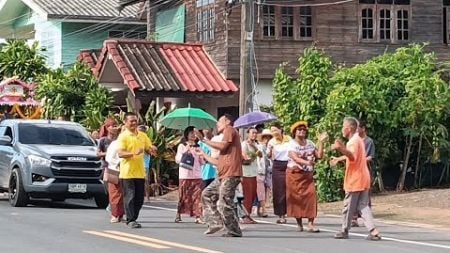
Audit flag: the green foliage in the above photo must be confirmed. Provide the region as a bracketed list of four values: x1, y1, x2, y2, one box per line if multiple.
[143, 101, 181, 195]
[273, 48, 341, 201]
[36, 62, 113, 130]
[273, 48, 334, 131]
[83, 85, 113, 131]
[0, 39, 48, 81]
[273, 44, 450, 201]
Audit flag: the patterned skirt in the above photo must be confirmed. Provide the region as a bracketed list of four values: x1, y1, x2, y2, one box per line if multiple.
[177, 179, 204, 217]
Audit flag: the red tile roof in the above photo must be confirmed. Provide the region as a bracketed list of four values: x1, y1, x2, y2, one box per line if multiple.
[78, 49, 101, 69]
[81, 39, 238, 94]
[159, 44, 238, 92]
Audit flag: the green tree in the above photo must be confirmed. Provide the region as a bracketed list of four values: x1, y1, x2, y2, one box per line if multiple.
[0, 39, 48, 81]
[273, 48, 334, 130]
[143, 101, 181, 195]
[273, 44, 450, 200]
[36, 62, 113, 130]
[273, 48, 340, 201]
[320, 44, 450, 192]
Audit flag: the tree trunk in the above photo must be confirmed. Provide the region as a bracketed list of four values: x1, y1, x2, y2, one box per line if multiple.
[152, 162, 161, 196]
[376, 168, 385, 192]
[397, 135, 413, 191]
[414, 134, 423, 188]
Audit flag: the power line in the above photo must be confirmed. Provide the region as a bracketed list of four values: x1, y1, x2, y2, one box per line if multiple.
[257, 0, 356, 7]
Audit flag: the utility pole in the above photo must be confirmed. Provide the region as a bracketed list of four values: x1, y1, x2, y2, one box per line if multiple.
[146, 0, 155, 40]
[239, 0, 254, 116]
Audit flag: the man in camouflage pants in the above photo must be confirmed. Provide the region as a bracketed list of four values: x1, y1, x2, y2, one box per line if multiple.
[196, 114, 243, 237]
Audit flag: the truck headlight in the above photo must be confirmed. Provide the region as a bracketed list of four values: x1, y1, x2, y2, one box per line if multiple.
[28, 155, 51, 167]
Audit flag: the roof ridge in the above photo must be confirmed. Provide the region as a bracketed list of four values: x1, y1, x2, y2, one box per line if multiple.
[23, 0, 142, 20]
[104, 38, 204, 47]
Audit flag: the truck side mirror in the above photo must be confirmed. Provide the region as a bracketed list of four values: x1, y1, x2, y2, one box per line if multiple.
[0, 136, 12, 145]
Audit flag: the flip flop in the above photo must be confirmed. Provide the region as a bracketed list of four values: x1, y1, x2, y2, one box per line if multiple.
[307, 227, 320, 233]
[174, 217, 182, 223]
[195, 218, 205, 224]
[276, 218, 287, 224]
[366, 233, 382, 241]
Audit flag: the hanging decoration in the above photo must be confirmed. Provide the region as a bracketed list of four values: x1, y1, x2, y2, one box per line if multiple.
[0, 77, 42, 120]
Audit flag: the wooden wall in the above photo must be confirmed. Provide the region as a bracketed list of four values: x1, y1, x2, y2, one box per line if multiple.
[174, 0, 450, 80]
[184, 0, 229, 76]
[227, 0, 450, 80]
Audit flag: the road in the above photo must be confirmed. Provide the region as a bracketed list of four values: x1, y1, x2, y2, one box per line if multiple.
[0, 195, 449, 253]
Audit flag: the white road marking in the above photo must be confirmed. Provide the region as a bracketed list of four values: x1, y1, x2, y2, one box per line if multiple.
[143, 204, 450, 250]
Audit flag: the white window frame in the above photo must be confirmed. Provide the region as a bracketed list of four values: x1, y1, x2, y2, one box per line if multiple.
[262, 5, 276, 38]
[260, 5, 314, 41]
[299, 6, 313, 40]
[358, 1, 411, 43]
[196, 0, 215, 43]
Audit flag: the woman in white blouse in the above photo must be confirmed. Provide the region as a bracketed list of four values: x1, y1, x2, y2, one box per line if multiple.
[104, 128, 124, 223]
[267, 122, 292, 224]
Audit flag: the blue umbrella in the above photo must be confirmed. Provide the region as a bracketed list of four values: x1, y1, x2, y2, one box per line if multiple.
[233, 111, 277, 129]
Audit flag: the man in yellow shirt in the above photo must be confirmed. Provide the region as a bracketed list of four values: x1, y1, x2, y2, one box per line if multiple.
[118, 112, 156, 228]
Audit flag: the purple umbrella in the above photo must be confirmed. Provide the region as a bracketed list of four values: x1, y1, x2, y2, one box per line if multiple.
[233, 111, 277, 129]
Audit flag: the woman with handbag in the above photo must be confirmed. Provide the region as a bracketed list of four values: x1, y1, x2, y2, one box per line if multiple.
[175, 126, 205, 224]
[104, 127, 124, 223]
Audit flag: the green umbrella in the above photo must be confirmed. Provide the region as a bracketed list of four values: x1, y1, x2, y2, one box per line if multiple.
[160, 107, 217, 130]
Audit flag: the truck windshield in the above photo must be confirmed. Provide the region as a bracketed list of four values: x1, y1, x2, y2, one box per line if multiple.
[18, 123, 95, 146]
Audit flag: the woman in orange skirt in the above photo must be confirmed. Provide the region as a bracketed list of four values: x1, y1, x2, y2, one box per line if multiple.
[286, 121, 328, 232]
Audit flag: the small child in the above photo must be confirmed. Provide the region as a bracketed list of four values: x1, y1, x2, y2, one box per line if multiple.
[234, 183, 255, 223]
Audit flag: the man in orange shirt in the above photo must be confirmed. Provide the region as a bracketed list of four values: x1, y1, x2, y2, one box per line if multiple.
[331, 117, 381, 240]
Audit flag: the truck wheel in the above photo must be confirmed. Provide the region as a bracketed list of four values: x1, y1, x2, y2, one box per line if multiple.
[94, 194, 109, 208]
[8, 168, 29, 207]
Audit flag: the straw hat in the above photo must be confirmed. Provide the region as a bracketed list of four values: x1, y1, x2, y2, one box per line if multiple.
[261, 129, 272, 137]
[290, 121, 308, 135]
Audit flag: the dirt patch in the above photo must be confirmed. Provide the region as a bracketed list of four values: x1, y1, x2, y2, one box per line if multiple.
[156, 188, 450, 228]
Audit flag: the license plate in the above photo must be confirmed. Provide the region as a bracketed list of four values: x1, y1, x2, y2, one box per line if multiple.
[68, 184, 87, 193]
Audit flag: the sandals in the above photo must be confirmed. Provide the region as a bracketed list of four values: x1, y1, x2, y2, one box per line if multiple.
[366, 233, 382, 241]
[351, 219, 360, 227]
[296, 225, 304, 232]
[276, 218, 287, 224]
[241, 216, 257, 224]
[334, 231, 349, 239]
[174, 217, 182, 223]
[258, 212, 269, 218]
[195, 218, 205, 224]
[306, 227, 320, 233]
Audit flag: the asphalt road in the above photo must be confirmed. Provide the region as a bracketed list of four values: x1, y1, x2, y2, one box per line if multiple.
[0, 194, 449, 253]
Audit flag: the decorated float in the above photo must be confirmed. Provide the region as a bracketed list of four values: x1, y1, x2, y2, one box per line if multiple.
[0, 77, 42, 119]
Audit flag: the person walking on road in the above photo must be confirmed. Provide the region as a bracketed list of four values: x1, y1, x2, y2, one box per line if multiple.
[195, 114, 243, 237]
[330, 117, 381, 240]
[267, 122, 291, 224]
[198, 129, 217, 188]
[117, 112, 156, 229]
[241, 127, 260, 224]
[255, 129, 273, 218]
[286, 121, 327, 232]
[104, 127, 124, 223]
[174, 126, 205, 224]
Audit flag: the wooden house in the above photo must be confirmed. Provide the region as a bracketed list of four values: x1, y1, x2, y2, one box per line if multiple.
[136, 0, 450, 108]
